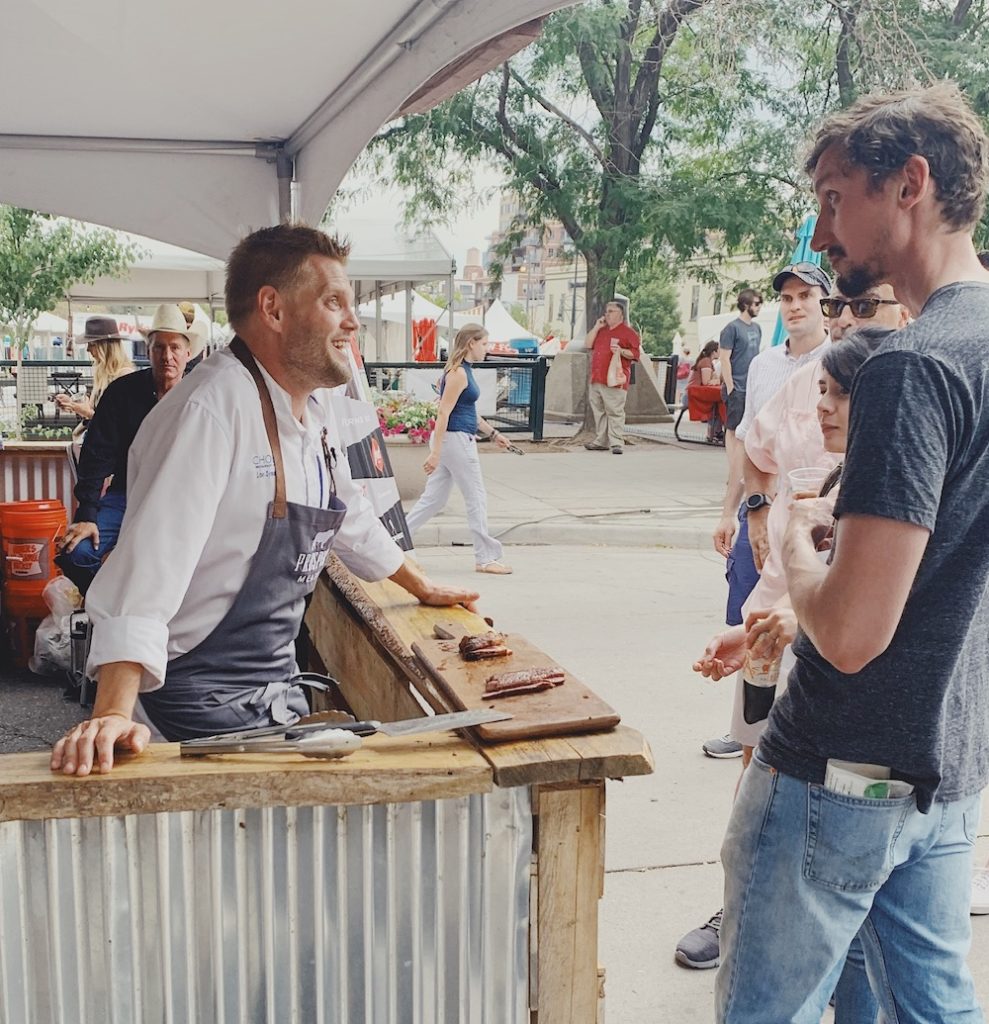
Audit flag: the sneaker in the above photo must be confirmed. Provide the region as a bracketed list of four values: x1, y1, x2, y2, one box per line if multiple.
[675, 908, 722, 969]
[583, 442, 608, 451]
[973, 868, 989, 915]
[702, 733, 743, 759]
[611, 446, 624, 454]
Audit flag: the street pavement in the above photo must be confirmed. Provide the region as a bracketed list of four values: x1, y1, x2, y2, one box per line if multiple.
[2, 436, 987, 1022]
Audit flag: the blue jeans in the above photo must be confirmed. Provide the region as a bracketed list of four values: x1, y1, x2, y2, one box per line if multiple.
[57, 492, 127, 594]
[725, 506, 759, 626]
[717, 752, 982, 1024]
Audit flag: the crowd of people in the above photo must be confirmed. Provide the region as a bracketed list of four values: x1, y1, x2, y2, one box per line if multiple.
[672, 82, 989, 1023]
[42, 80, 989, 1022]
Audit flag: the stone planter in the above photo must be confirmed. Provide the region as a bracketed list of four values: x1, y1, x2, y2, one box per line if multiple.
[383, 436, 430, 502]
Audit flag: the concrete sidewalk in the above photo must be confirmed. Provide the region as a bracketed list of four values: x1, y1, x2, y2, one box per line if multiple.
[404, 434, 727, 552]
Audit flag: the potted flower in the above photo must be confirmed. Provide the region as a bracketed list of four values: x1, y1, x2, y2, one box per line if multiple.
[374, 390, 437, 444]
[372, 390, 438, 500]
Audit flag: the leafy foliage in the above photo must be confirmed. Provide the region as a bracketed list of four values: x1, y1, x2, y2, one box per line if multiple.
[355, 0, 989, 317]
[626, 264, 683, 355]
[0, 208, 135, 350]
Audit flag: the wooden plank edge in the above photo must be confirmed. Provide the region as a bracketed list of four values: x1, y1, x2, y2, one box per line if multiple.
[483, 726, 655, 789]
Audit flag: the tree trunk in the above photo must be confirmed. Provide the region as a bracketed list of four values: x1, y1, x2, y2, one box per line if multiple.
[578, 254, 620, 435]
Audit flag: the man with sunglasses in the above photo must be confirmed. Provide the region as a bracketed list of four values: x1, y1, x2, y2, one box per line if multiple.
[823, 285, 909, 343]
[714, 289, 763, 548]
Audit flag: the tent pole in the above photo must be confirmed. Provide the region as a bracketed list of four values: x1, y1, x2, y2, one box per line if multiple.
[375, 284, 382, 363]
[276, 152, 296, 223]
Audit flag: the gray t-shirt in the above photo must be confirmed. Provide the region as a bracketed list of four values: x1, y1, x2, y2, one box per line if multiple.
[760, 282, 989, 812]
[719, 318, 761, 391]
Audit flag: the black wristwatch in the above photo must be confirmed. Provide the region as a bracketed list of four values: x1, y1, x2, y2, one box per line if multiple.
[744, 493, 773, 512]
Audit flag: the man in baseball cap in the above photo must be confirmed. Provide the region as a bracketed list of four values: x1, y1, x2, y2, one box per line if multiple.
[772, 260, 833, 294]
[57, 304, 195, 594]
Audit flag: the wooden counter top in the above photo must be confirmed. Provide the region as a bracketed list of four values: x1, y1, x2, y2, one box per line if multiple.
[0, 732, 493, 824]
[308, 560, 655, 789]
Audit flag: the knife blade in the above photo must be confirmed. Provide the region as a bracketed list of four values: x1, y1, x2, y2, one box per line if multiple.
[180, 708, 510, 752]
[360, 708, 511, 737]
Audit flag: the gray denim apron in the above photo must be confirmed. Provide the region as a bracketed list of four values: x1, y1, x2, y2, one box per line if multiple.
[139, 337, 347, 741]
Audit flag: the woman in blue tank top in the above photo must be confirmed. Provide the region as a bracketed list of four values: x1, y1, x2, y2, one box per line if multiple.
[405, 324, 513, 574]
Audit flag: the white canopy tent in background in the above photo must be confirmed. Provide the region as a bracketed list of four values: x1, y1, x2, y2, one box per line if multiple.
[1, 1, 578, 258]
[482, 299, 540, 344]
[69, 216, 454, 340]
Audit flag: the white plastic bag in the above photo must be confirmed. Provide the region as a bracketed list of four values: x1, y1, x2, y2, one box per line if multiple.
[29, 576, 83, 675]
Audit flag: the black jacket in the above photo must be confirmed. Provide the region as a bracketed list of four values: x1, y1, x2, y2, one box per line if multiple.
[74, 369, 157, 522]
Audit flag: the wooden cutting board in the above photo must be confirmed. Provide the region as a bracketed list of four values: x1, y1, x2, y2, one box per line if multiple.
[412, 625, 620, 743]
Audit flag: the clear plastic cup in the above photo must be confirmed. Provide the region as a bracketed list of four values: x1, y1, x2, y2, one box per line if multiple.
[787, 466, 830, 497]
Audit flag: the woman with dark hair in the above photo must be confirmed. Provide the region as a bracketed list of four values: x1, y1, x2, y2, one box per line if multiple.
[405, 324, 513, 574]
[686, 339, 724, 442]
[687, 340, 720, 388]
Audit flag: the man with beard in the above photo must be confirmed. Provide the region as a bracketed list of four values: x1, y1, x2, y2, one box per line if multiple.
[717, 84, 989, 1023]
[51, 226, 479, 775]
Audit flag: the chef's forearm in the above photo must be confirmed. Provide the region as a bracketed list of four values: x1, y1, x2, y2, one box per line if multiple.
[91, 661, 144, 721]
[389, 558, 430, 601]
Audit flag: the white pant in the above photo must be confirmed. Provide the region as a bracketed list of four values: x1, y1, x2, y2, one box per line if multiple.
[405, 432, 503, 565]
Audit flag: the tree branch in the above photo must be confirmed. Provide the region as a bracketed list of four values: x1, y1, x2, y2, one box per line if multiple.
[630, 0, 713, 159]
[953, 0, 974, 26]
[505, 66, 606, 167]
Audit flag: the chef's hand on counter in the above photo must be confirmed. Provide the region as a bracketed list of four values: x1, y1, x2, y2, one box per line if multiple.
[390, 558, 480, 614]
[50, 662, 149, 776]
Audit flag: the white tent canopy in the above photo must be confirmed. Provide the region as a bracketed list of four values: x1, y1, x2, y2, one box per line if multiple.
[483, 299, 540, 343]
[1, 1, 577, 257]
[69, 216, 454, 306]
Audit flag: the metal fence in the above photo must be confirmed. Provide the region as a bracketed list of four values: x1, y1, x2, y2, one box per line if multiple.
[0, 360, 151, 439]
[365, 358, 550, 440]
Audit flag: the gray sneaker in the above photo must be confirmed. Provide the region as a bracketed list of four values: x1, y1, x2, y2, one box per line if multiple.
[702, 733, 743, 758]
[675, 908, 722, 969]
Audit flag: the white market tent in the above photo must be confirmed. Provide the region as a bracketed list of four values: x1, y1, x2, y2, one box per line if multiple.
[483, 299, 540, 344]
[68, 216, 455, 307]
[1, 1, 577, 258]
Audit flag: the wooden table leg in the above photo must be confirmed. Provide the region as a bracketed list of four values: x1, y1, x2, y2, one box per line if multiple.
[533, 781, 606, 1023]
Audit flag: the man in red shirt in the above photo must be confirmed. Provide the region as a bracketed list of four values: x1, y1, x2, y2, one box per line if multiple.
[584, 299, 641, 454]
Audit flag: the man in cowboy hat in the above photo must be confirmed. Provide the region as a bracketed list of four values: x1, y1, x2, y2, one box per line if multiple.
[57, 303, 196, 594]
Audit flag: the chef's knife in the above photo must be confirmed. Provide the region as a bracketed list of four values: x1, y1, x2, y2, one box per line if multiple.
[180, 707, 511, 754]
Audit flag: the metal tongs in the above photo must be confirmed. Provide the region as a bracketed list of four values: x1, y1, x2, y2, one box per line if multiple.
[179, 708, 511, 759]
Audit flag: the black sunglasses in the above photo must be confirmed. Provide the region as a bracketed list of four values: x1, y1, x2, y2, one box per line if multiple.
[820, 297, 899, 319]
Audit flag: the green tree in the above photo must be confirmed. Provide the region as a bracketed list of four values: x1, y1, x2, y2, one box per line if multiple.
[627, 266, 682, 355]
[0, 207, 135, 352]
[364, 0, 806, 325]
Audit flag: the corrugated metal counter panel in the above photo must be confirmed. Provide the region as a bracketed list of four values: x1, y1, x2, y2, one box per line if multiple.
[0, 788, 531, 1024]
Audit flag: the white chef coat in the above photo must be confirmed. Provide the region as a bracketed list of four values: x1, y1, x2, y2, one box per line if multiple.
[86, 347, 404, 691]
